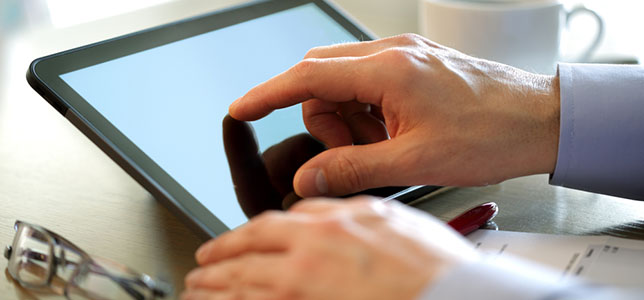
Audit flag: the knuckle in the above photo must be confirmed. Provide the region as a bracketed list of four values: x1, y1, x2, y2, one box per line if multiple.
[376, 48, 429, 82]
[395, 33, 422, 45]
[249, 210, 284, 230]
[291, 251, 321, 273]
[392, 33, 436, 49]
[304, 47, 319, 59]
[313, 217, 347, 236]
[381, 47, 412, 63]
[333, 152, 368, 192]
[304, 46, 323, 59]
[292, 58, 318, 80]
[380, 48, 419, 71]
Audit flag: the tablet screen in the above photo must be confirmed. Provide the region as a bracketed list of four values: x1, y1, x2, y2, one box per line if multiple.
[59, 3, 359, 229]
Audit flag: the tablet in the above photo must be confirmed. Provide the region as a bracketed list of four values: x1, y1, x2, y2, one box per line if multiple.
[28, 0, 441, 237]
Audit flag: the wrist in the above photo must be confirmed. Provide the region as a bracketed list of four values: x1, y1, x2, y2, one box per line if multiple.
[516, 71, 561, 176]
[504, 70, 561, 178]
[540, 74, 561, 174]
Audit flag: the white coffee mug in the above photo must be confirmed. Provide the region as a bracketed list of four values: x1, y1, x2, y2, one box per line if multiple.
[419, 0, 603, 74]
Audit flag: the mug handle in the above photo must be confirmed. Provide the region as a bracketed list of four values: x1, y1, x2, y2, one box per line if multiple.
[565, 6, 604, 63]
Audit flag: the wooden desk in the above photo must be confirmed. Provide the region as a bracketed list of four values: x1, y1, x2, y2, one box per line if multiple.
[1, 1, 643, 299]
[415, 175, 644, 239]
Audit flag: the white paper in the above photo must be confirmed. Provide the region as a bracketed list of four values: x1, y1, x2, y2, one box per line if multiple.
[467, 230, 644, 287]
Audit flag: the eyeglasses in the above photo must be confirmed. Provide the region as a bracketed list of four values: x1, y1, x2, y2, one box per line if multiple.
[4, 220, 171, 300]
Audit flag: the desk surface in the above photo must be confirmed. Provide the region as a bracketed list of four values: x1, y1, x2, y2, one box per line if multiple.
[1, 0, 644, 299]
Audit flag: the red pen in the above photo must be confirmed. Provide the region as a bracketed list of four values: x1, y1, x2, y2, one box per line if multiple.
[447, 202, 498, 235]
[383, 187, 498, 235]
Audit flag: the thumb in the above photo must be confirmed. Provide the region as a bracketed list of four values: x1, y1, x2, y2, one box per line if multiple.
[293, 139, 416, 197]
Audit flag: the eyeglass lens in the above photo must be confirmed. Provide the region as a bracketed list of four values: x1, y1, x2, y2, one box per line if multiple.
[7, 223, 54, 287]
[7, 222, 168, 299]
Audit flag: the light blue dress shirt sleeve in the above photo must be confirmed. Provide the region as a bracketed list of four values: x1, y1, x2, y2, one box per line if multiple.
[417, 256, 644, 300]
[550, 63, 644, 200]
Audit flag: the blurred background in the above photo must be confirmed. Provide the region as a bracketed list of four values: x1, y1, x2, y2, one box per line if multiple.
[0, 0, 642, 83]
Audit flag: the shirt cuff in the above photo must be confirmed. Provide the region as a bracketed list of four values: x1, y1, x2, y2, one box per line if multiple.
[550, 63, 644, 200]
[416, 256, 572, 300]
[416, 255, 644, 300]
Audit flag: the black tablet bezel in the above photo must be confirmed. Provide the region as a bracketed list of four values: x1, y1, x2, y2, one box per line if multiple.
[27, 0, 377, 238]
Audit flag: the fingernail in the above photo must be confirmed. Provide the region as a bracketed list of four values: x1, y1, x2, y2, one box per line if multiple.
[297, 169, 328, 196]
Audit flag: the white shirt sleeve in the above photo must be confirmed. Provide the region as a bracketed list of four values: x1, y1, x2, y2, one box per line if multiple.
[416, 255, 644, 300]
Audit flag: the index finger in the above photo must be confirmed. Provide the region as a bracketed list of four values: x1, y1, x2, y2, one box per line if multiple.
[229, 56, 382, 121]
[196, 211, 304, 265]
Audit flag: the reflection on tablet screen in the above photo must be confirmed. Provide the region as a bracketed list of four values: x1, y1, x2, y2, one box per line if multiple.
[59, 4, 359, 229]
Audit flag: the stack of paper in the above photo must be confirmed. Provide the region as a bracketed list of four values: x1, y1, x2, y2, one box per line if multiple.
[468, 230, 644, 287]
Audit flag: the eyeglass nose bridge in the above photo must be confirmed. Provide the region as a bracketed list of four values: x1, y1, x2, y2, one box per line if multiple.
[4, 246, 12, 260]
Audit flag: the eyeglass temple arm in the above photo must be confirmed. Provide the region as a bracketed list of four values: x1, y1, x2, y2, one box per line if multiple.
[87, 261, 150, 300]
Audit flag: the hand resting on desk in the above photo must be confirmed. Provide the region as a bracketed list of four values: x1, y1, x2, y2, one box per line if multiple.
[184, 197, 478, 300]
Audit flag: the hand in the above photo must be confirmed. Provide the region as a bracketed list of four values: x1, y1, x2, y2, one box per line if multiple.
[222, 115, 423, 215]
[229, 34, 560, 197]
[183, 197, 479, 300]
